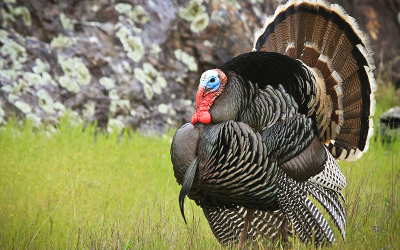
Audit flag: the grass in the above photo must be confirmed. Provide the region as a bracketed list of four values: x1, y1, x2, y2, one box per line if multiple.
[0, 83, 399, 249]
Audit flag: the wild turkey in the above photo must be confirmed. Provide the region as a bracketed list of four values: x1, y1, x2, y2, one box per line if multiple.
[171, 0, 376, 248]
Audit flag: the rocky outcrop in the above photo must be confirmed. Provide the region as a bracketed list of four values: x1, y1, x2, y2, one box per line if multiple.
[0, 0, 399, 133]
[379, 106, 400, 140]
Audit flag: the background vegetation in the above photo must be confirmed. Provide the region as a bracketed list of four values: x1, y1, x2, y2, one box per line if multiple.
[0, 82, 399, 249]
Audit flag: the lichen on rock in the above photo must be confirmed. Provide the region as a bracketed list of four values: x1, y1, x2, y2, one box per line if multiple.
[174, 49, 198, 72]
[190, 12, 209, 33]
[134, 68, 148, 85]
[26, 113, 41, 127]
[115, 3, 150, 24]
[115, 3, 134, 17]
[133, 63, 167, 98]
[179, 0, 206, 21]
[110, 99, 130, 116]
[0, 33, 27, 73]
[13, 6, 32, 26]
[150, 43, 161, 58]
[227, 0, 241, 10]
[22, 72, 43, 87]
[82, 102, 95, 118]
[115, 25, 145, 63]
[37, 89, 55, 114]
[156, 75, 167, 88]
[211, 10, 225, 23]
[143, 83, 154, 100]
[99, 77, 115, 90]
[67, 110, 83, 127]
[157, 103, 169, 114]
[143, 62, 158, 79]
[179, 0, 209, 33]
[182, 99, 193, 107]
[54, 102, 66, 116]
[33, 58, 49, 74]
[152, 82, 162, 95]
[109, 89, 120, 100]
[60, 13, 74, 30]
[107, 116, 125, 134]
[14, 100, 32, 114]
[0, 100, 5, 125]
[59, 76, 80, 93]
[1, 8, 16, 27]
[59, 57, 91, 86]
[50, 34, 77, 48]
[131, 6, 150, 24]
[41, 72, 57, 86]
[122, 61, 132, 73]
[1, 85, 15, 94]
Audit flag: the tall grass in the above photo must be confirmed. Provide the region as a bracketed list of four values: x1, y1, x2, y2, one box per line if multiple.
[0, 117, 222, 249]
[0, 84, 399, 249]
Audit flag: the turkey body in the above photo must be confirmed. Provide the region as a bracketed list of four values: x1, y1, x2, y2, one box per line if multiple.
[171, 0, 376, 247]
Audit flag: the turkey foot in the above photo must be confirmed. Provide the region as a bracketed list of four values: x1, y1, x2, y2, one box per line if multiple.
[238, 209, 253, 250]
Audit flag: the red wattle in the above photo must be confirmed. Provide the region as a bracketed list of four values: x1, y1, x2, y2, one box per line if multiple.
[191, 87, 217, 125]
[199, 111, 211, 124]
[195, 86, 205, 110]
[191, 115, 198, 125]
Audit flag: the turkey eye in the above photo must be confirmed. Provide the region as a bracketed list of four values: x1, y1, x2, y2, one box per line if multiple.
[210, 78, 215, 83]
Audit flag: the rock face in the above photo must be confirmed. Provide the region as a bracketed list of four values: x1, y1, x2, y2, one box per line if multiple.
[0, 0, 399, 133]
[380, 106, 400, 128]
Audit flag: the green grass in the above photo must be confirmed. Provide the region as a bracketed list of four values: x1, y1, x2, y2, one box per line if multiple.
[0, 84, 399, 249]
[0, 118, 221, 249]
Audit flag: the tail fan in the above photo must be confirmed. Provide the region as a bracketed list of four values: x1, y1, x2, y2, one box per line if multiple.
[254, 0, 376, 161]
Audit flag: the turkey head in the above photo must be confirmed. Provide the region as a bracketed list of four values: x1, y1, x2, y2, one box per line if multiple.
[191, 69, 227, 124]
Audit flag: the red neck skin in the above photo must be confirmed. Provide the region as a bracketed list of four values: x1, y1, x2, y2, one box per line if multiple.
[191, 86, 217, 125]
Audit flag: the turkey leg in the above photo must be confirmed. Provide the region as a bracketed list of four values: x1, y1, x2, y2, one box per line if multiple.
[238, 209, 253, 250]
[280, 218, 289, 243]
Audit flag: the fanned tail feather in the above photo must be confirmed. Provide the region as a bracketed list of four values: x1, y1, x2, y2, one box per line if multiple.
[255, 0, 376, 161]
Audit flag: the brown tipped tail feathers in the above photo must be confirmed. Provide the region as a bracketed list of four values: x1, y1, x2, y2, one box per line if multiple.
[254, 0, 376, 161]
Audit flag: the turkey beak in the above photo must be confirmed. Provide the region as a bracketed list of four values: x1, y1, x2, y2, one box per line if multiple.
[179, 157, 198, 224]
